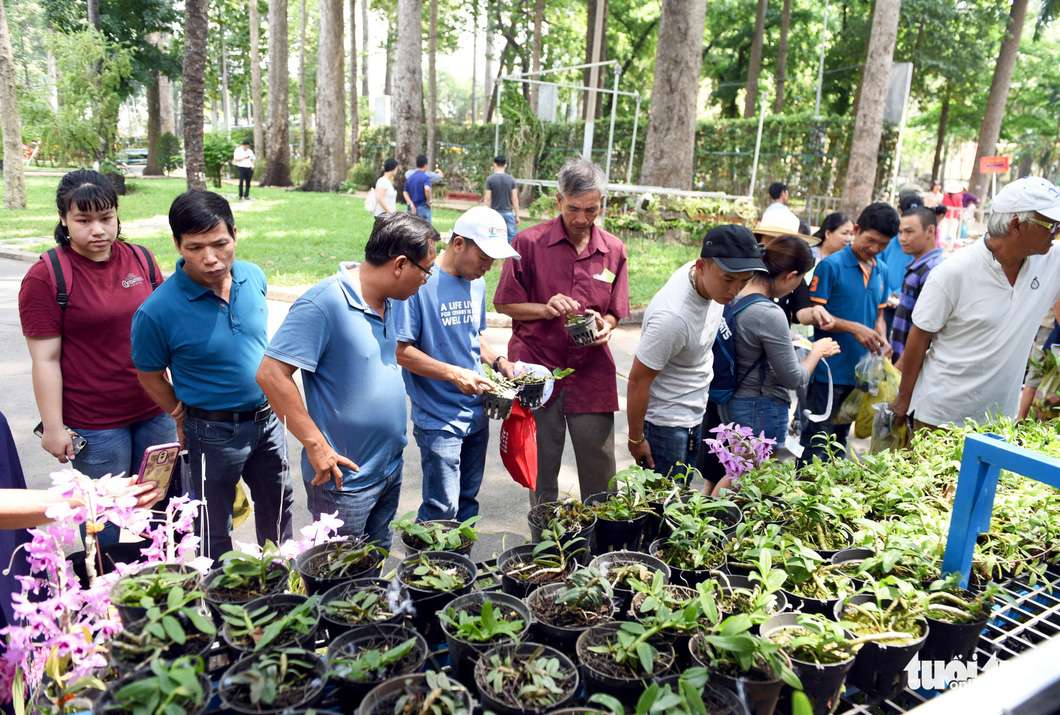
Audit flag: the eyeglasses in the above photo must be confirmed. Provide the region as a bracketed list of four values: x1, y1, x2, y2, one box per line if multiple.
[392, 254, 433, 280]
[1026, 216, 1060, 234]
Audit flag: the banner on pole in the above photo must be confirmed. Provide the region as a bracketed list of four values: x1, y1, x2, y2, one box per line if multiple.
[979, 156, 1010, 174]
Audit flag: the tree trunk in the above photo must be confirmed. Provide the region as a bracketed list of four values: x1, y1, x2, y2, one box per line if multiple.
[838, 0, 901, 218]
[159, 74, 175, 135]
[774, 0, 791, 114]
[304, 0, 346, 191]
[250, 0, 264, 166]
[348, 0, 359, 164]
[144, 73, 163, 175]
[220, 30, 231, 132]
[639, 0, 707, 189]
[583, 0, 607, 121]
[394, 0, 424, 175]
[743, 0, 768, 118]
[384, 19, 395, 95]
[361, 0, 368, 97]
[485, 5, 493, 115]
[530, 0, 543, 112]
[968, 0, 1029, 200]
[0, 0, 26, 209]
[298, 0, 308, 158]
[87, 0, 99, 29]
[932, 88, 949, 182]
[263, 0, 292, 185]
[183, 0, 209, 191]
[426, 0, 437, 169]
[471, 2, 478, 122]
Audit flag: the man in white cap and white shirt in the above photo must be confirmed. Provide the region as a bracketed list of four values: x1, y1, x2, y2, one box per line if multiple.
[394, 207, 520, 521]
[892, 177, 1060, 430]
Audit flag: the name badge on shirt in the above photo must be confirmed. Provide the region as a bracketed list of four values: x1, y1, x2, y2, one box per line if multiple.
[593, 268, 616, 284]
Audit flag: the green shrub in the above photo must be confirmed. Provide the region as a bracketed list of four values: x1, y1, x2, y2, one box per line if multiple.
[158, 132, 183, 175]
[346, 161, 377, 191]
[290, 159, 311, 186]
[203, 132, 237, 187]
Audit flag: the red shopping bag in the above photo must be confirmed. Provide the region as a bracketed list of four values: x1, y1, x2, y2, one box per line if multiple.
[500, 402, 538, 490]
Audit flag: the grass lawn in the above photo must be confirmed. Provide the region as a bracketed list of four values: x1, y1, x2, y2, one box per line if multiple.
[2, 175, 697, 307]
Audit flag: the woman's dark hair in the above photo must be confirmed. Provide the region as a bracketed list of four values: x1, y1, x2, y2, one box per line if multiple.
[364, 212, 439, 266]
[758, 234, 814, 291]
[53, 169, 121, 246]
[379, 158, 398, 178]
[898, 193, 923, 212]
[812, 212, 852, 240]
[168, 190, 236, 245]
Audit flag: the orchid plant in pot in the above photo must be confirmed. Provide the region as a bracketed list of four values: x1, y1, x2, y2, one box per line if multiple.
[704, 422, 777, 497]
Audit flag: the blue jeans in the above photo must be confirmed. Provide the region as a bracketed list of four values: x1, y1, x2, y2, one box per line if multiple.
[643, 421, 701, 486]
[305, 460, 403, 551]
[410, 204, 432, 224]
[71, 412, 177, 546]
[414, 425, 488, 523]
[797, 381, 855, 468]
[185, 411, 293, 558]
[498, 211, 517, 243]
[719, 396, 791, 445]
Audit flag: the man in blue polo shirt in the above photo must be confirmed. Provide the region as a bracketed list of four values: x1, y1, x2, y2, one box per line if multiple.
[799, 202, 900, 466]
[256, 213, 438, 548]
[403, 155, 433, 224]
[132, 190, 294, 557]
[394, 207, 519, 523]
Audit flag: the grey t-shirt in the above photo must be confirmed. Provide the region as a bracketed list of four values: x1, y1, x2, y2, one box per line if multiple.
[732, 299, 809, 401]
[486, 172, 517, 212]
[636, 262, 724, 428]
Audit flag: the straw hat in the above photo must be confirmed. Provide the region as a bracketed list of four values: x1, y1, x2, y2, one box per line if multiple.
[752, 208, 821, 246]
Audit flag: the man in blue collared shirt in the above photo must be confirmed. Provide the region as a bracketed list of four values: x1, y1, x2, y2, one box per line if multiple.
[799, 202, 900, 466]
[132, 191, 294, 557]
[256, 213, 438, 548]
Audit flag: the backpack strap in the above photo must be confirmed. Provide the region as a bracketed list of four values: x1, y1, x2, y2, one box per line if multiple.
[730, 294, 773, 392]
[128, 243, 160, 290]
[42, 247, 74, 311]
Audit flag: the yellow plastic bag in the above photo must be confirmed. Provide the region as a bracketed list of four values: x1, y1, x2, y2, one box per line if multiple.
[855, 359, 901, 438]
[869, 402, 908, 453]
[834, 387, 868, 425]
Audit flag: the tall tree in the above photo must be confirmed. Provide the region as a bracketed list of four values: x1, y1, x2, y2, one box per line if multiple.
[774, 0, 791, 113]
[304, 0, 345, 191]
[87, 0, 99, 28]
[471, 2, 478, 121]
[639, 0, 707, 189]
[583, 0, 606, 121]
[529, 0, 543, 112]
[393, 0, 423, 174]
[0, 0, 26, 209]
[968, 0, 1029, 199]
[144, 71, 162, 174]
[360, 0, 368, 96]
[250, 0, 264, 166]
[183, 0, 208, 191]
[263, 0, 292, 185]
[426, 0, 437, 168]
[348, 0, 359, 163]
[839, 0, 901, 217]
[743, 0, 768, 118]
[298, 0, 308, 158]
[219, 26, 230, 131]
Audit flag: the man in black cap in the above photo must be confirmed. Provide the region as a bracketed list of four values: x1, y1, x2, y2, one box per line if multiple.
[626, 225, 768, 481]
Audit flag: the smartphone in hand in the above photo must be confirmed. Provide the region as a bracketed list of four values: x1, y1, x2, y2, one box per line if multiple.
[137, 442, 182, 495]
[33, 421, 87, 455]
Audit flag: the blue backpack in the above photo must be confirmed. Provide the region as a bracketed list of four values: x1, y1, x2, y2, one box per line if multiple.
[708, 293, 772, 404]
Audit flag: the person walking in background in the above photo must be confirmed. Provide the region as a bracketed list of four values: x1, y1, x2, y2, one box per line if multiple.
[373, 158, 399, 216]
[761, 182, 790, 222]
[484, 156, 520, 243]
[232, 140, 256, 201]
[890, 205, 945, 365]
[494, 156, 630, 506]
[403, 155, 434, 224]
[19, 169, 175, 547]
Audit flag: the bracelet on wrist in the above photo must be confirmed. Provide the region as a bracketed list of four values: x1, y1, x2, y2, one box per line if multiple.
[628, 435, 646, 445]
[492, 356, 506, 372]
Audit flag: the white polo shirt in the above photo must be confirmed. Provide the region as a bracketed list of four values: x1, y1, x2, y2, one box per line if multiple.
[909, 238, 1060, 426]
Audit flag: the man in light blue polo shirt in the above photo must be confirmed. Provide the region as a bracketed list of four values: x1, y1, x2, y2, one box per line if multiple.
[256, 213, 438, 548]
[799, 201, 900, 466]
[132, 191, 294, 558]
[394, 207, 519, 522]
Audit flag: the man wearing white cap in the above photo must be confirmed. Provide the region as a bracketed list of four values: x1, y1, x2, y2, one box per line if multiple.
[394, 207, 520, 521]
[893, 177, 1060, 429]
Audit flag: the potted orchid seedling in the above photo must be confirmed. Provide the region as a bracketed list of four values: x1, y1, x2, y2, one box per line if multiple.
[704, 422, 777, 497]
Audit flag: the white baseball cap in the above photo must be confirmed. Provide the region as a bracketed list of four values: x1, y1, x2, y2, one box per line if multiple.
[992, 177, 1060, 221]
[452, 207, 520, 259]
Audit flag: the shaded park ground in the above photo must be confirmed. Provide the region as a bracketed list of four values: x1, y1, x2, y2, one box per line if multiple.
[0, 175, 699, 307]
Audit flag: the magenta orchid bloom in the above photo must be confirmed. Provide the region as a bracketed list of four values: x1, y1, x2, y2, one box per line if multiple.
[703, 422, 777, 490]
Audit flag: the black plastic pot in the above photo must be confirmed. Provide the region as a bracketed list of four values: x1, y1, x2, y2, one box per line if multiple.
[663, 500, 743, 539]
[760, 613, 856, 715]
[646, 488, 694, 543]
[589, 550, 671, 616]
[201, 559, 289, 619]
[399, 519, 475, 557]
[495, 543, 573, 598]
[689, 633, 786, 715]
[648, 538, 724, 589]
[295, 540, 385, 596]
[517, 380, 547, 409]
[565, 313, 598, 347]
[69, 539, 152, 590]
[527, 502, 597, 564]
[221, 593, 321, 655]
[218, 649, 328, 714]
[359, 673, 474, 715]
[713, 573, 788, 620]
[396, 551, 477, 644]
[108, 563, 202, 628]
[527, 581, 615, 653]
[829, 548, 874, 592]
[107, 613, 216, 677]
[780, 570, 852, 618]
[320, 577, 410, 640]
[440, 591, 532, 688]
[628, 584, 702, 669]
[473, 642, 579, 715]
[834, 594, 929, 701]
[921, 591, 992, 664]
[576, 622, 675, 708]
[326, 623, 428, 713]
[484, 389, 517, 420]
[584, 492, 651, 553]
[812, 527, 855, 561]
[93, 664, 211, 715]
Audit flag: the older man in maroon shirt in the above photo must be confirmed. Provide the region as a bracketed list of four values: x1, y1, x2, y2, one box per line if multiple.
[494, 156, 630, 505]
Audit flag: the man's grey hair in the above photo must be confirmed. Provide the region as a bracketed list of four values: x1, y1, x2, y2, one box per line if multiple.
[557, 156, 606, 199]
[987, 210, 1036, 238]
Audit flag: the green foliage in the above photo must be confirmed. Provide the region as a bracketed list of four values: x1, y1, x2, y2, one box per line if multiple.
[158, 133, 184, 175]
[209, 542, 285, 595]
[483, 646, 573, 708]
[392, 671, 468, 715]
[112, 567, 200, 609]
[223, 648, 320, 708]
[203, 133, 238, 187]
[323, 587, 396, 626]
[330, 637, 418, 683]
[391, 513, 482, 552]
[109, 586, 216, 667]
[439, 600, 526, 643]
[109, 655, 207, 715]
[345, 162, 378, 191]
[401, 554, 468, 591]
[220, 595, 320, 653]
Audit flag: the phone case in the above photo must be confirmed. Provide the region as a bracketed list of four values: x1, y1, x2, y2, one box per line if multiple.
[34, 422, 87, 455]
[138, 443, 182, 495]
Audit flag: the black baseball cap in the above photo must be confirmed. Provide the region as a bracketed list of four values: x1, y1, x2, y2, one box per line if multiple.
[700, 224, 768, 273]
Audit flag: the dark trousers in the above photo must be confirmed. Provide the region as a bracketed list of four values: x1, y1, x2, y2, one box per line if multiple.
[797, 380, 855, 468]
[237, 166, 254, 198]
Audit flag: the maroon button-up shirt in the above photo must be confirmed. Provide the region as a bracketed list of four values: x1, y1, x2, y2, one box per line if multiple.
[494, 216, 630, 413]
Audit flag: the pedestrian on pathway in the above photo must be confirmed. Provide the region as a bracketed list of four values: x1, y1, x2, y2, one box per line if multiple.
[484, 156, 520, 243]
[403, 155, 434, 225]
[494, 156, 630, 505]
[256, 213, 438, 548]
[19, 169, 175, 547]
[131, 190, 294, 558]
[233, 140, 256, 201]
[394, 207, 519, 522]
[373, 158, 399, 216]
